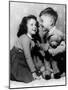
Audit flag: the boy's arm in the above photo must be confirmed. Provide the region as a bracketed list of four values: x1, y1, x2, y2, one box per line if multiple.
[54, 41, 65, 53]
[53, 31, 65, 55]
[48, 30, 65, 56]
[48, 41, 65, 56]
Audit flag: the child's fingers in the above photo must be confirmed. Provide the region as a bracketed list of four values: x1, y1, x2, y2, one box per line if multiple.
[34, 76, 41, 80]
[32, 73, 41, 80]
[36, 76, 41, 80]
[49, 68, 53, 72]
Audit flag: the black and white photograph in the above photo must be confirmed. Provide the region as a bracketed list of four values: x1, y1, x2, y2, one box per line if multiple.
[9, 1, 66, 89]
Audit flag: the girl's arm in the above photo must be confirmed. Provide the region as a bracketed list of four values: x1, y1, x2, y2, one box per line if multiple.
[22, 37, 41, 80]
[22, 36, 36, 73]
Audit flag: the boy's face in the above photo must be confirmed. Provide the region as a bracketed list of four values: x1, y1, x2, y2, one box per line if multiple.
[40, 14, 54, 32]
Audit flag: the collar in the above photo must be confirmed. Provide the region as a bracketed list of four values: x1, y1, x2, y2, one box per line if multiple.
[48, 26, 56, 36]
[27, 33, 33, 39]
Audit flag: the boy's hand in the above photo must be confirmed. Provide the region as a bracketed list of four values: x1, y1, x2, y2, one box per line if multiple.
[48, 49, 56, 56]
[40, 43, 49, 51]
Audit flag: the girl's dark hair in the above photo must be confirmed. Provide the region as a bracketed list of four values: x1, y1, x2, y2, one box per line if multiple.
[17, 15, 38, 37]
[39, 7, 58, 25]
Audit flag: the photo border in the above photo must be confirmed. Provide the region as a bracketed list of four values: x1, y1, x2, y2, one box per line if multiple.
[9, 1, 67, 89]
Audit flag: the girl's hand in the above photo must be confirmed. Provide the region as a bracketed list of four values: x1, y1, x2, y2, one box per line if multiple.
[42, 71, 46, 78]
[40, 66, 45, 73]
[32, 72, 40, 80]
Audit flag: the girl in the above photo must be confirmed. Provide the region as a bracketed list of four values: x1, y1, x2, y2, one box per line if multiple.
[10, 15, 42, 83]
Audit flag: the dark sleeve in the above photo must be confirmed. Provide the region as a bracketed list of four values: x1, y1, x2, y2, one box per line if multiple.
[21, 36, 36, 72]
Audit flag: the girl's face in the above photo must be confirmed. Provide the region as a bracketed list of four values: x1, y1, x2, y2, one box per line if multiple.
[27, 19, 37, 35]
[40, 14, 54, 32]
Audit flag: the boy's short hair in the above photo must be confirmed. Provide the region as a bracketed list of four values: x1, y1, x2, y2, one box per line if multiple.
[39, 7, 58, 25]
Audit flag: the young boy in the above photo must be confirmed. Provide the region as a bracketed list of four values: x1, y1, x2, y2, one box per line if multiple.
[39, 7, 66, 79]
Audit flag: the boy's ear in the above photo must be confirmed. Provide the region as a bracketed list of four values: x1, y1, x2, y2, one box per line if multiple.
[51, 23, 54, 26]
[51, 19, 55, 26]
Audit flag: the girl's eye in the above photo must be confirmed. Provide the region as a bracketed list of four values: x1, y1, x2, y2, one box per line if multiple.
[31, 23, 36, 26]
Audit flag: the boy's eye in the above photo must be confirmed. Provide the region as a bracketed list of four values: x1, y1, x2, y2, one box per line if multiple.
[40, 19, 43, 23]
[41, 25, 44, 28]
[31, 24, 33, 26]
